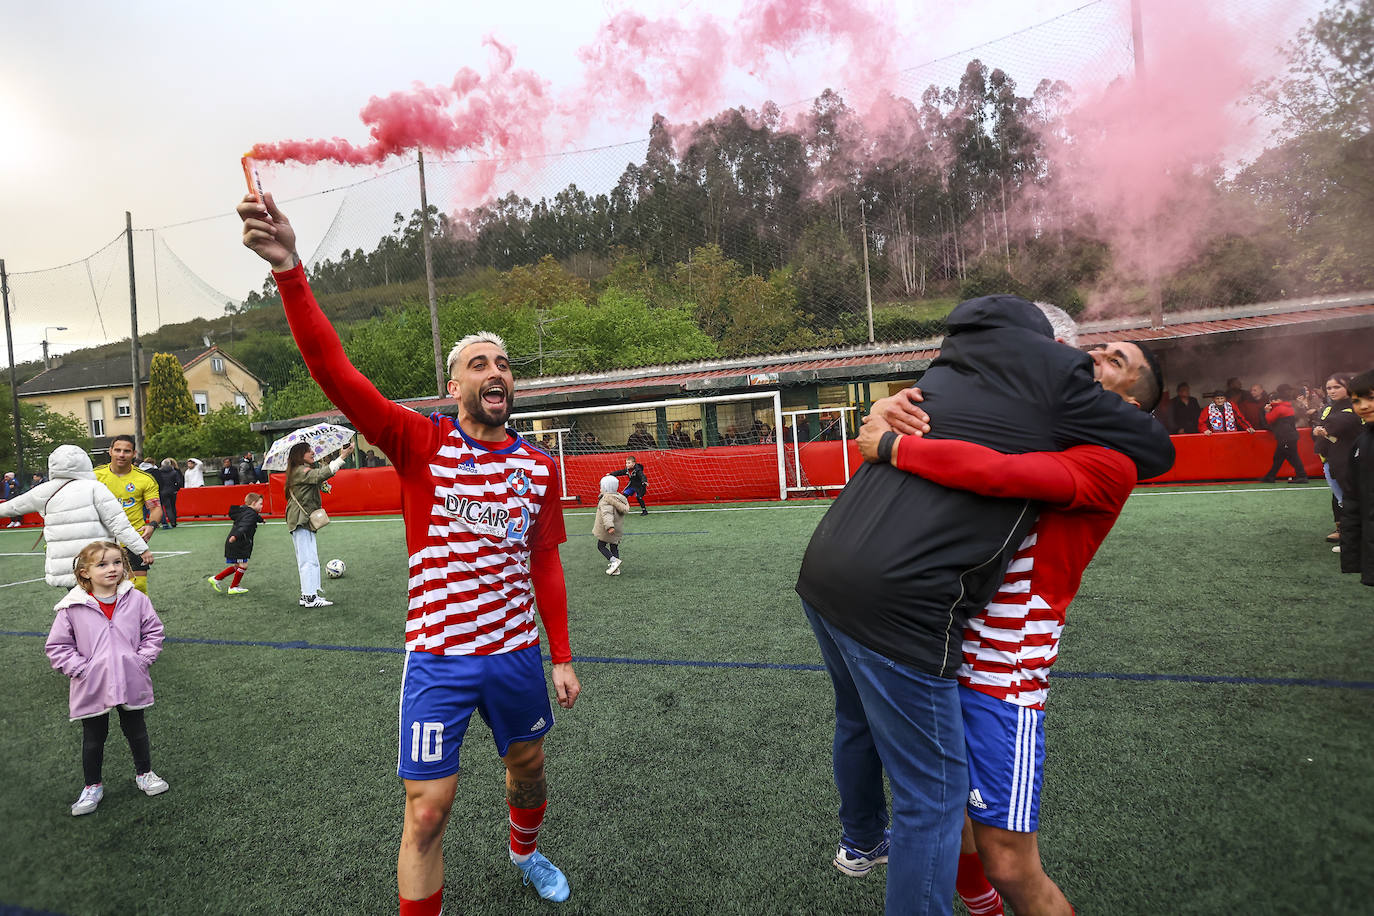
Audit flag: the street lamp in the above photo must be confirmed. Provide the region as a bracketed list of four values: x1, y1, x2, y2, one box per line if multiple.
[42, 326, 67, 369]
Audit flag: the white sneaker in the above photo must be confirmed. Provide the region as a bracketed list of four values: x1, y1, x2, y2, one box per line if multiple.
[228, 587, 249, 595]
[135, 771, 170, 796]
[606, 557, 622, 575]
[72, 783, 104, 816]
[300, 595, 334, 608]
[6, 520, 21, 528]
[1332, 545, 1341, 553]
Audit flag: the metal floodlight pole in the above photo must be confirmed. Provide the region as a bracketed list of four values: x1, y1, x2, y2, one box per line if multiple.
[861, 200, 874, 344]
[1131, 0, 1164, 329]
[127, 212, 144, 453]
[418, 150, 445, 398]
[2, 259, 27, 490]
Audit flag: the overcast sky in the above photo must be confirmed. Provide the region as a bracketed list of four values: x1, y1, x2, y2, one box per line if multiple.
[0, 0, 1315, 361]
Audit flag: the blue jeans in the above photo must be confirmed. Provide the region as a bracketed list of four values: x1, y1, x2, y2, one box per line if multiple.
[805, 602, 966, 916]
[1324, 462, 1345, 506]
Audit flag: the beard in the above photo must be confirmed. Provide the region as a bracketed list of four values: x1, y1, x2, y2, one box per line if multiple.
[463, 384, 512, 429]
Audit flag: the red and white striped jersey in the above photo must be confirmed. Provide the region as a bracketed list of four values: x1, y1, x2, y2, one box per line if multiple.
[404, 417, 565, 656]
[885, 433, 1140, 709]
[954, 446, 1137, 708]
[273, 265, 569, 660]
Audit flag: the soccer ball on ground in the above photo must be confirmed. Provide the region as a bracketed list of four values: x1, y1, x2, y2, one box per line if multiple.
[325, 558, 347, 579]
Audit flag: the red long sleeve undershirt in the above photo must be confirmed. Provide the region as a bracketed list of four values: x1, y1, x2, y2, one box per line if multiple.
[530, 546, 571, 664]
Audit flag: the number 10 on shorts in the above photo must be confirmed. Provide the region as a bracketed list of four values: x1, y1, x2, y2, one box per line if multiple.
[410, 721, 444, 763]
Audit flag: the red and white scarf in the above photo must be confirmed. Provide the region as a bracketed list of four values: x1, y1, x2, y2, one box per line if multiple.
[1206, 401, 1239, 431]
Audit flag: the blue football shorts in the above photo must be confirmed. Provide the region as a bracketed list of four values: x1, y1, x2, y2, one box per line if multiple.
[961, 685, 1046, 833]
[397, 645, 554, 780]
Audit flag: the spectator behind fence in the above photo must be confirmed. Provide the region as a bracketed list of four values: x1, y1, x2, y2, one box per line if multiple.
[1261, 385, 1309, 484]
[236, 452, 256, 485]
[1314, 374, 1360, 546]
[667, 422, 692, 449]
[1240, 383, 1268, 430]
[1166, 383, 1202, 434]
[1200, 391, 1255, 435]
[219, 458, 235, 486]
[182, 458, 205, 489]
[626, 422, 656, 450]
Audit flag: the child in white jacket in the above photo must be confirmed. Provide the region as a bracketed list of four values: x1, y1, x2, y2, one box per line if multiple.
[0, 445, 152, 588]
[593, 474, 630, 575]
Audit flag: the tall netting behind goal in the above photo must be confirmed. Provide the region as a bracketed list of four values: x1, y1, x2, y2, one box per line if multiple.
[511, 391, 807, 504]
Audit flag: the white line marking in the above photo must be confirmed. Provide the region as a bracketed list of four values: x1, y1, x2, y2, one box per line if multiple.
[0, 577, 46, 589]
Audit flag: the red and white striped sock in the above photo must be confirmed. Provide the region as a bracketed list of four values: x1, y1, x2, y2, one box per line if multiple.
[956, 852, 1005, 915]
[398, 885, 442, 916]
[508, 801, 547, 861]
[231, 568, 244, 588]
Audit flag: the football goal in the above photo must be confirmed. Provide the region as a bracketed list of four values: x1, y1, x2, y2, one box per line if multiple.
[512, 391, 797, 503]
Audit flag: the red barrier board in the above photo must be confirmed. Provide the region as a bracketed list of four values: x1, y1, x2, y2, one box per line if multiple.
[1, 428, 1328, 530]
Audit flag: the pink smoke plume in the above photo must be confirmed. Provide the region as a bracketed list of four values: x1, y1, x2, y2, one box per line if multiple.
[248, 36, 553, 167]
[1048, 0, 1280, 290]
[572, 0, 899, 124]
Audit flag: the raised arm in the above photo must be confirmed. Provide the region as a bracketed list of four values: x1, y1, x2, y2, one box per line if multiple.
[1053, 360, 1175, 480]
[238, 194, 434, 464]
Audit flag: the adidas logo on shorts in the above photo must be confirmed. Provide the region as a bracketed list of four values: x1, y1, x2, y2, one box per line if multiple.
[968, 789, 988, 810]
[530, 718, 547, 732]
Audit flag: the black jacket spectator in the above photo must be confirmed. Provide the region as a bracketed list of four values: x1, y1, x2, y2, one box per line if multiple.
[237, 454, 256, 485]
[1166, 387, 1202, 434]
[220, 459, 236, 486]
[1340, 423, 1373, 585]
[797, 295, 1174, 677]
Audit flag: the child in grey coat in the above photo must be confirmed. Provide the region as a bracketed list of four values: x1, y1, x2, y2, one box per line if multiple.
[593, 474, 630, 575]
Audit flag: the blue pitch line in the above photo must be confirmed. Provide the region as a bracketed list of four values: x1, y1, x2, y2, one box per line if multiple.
[3, 630, 1372, 690]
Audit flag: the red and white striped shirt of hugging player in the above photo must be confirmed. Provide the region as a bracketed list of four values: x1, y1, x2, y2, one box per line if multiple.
[891, 436, 1139, 709]
[273, 264, 570, 661]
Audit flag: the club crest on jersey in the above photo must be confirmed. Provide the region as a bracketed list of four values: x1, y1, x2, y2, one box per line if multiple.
[506, 469, 531, 496]
[125, 483, 136, 493]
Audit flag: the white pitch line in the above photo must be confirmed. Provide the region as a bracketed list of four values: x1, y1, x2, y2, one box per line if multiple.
[0, 577, 47, 589]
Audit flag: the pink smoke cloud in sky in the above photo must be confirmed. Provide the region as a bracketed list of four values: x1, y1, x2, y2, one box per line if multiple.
[1049, 0, 1282, 282]
[249, 36, 553, 168]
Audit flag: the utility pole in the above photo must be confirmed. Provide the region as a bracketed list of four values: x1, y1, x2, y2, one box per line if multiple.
[2, 260, 27, 491]
[860, 201, 875, 344]
[418, 150, 445, 397]
[126, 212, 144, 453]
[1132, 0, 1164, 329]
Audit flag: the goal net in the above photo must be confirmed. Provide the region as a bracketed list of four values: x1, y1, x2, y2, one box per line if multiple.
[511, 391, 803, 504]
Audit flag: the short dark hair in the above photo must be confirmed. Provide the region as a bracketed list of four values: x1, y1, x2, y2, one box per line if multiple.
[1350, 370, 1374, 399]
[1129, 343, 1165, 412]
[110, 434, 136, 449]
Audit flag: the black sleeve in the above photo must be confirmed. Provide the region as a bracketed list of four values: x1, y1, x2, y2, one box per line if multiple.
[1050, 359, 1176, 480]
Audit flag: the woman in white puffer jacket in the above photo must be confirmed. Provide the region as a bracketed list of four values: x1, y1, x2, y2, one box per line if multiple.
[0, 445, 153, 588]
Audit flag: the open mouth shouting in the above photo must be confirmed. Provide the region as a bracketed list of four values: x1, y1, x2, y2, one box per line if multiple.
[470, 381, 512, 426]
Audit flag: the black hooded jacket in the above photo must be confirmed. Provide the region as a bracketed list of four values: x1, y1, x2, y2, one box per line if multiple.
[1339, 424, 1373, 586]
[796, 295, 1175, 678]
[224, 504, 266, 561]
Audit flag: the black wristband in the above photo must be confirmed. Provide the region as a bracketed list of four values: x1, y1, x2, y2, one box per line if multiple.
[877, 430, 898, 463]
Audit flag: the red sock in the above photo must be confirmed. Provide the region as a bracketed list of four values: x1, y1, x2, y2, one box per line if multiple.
[231, 568, 244, 588]
[956, 852, 1005, 915]
[398, 885, 442, 916]
[214, 566, 235, 580]
[509, 801, 547, 857]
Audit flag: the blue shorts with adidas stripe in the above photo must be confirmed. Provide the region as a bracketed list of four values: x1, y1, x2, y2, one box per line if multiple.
[961, 685, 1046, 833]
[397, 645, 554, 780]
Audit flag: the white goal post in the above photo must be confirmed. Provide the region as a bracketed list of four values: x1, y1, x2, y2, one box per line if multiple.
[511, 390, 789, 502]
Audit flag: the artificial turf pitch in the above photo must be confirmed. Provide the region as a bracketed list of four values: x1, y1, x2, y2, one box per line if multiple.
[0, 483, 1369, 915]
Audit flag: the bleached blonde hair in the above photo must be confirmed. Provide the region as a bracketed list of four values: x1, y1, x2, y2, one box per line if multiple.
[446, 331, 508, 377]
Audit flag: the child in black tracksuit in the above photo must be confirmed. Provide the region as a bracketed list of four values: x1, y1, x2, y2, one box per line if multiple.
[207, 492, 266, 595]
[613, 456, 650, 515]
[1339, 370, 1374, 586]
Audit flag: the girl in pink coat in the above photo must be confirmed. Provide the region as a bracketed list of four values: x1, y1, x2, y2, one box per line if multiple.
[45, 540, 170, 816]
